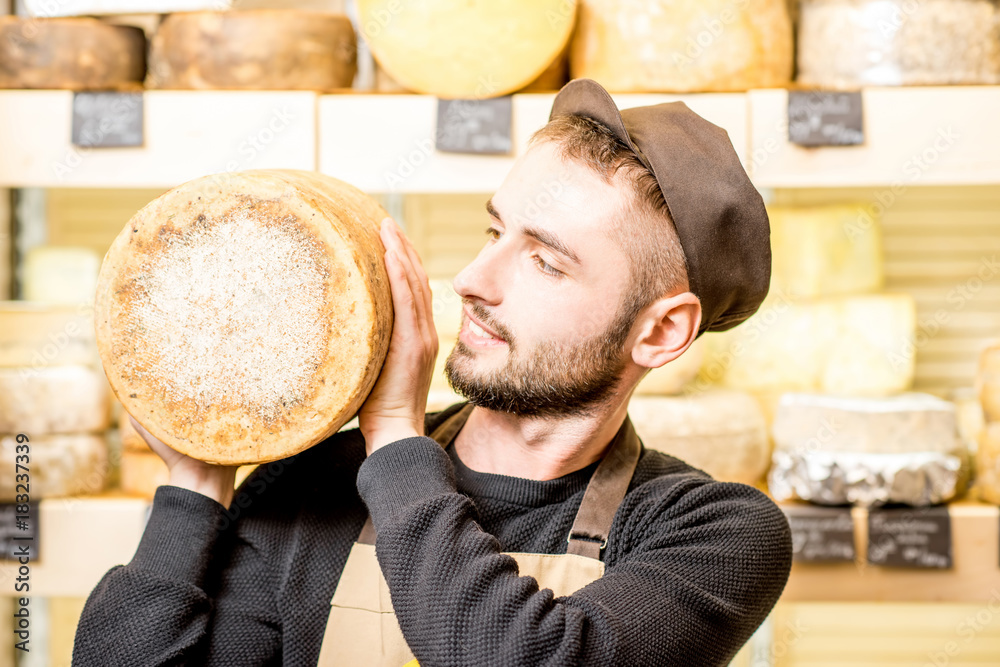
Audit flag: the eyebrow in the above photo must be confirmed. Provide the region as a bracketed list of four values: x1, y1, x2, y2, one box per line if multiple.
[485, 198, 581, 266]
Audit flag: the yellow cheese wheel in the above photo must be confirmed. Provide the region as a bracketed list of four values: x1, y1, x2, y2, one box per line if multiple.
[148, 10, 356, 91]
[976, 423, 1000, 504]
[95, 169, 393, 465]
[0, 17, 145, 91]
[357, 0, 577, 98]
[0, 366, 110, 435]
[570, 0, 793, 92]
[0, 303, 97, 368]
[0, 434, 108, 501]
[979, 342, 1000, 422]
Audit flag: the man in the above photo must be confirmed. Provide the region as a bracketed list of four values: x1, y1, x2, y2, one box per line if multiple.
[74, 79, 791, 666]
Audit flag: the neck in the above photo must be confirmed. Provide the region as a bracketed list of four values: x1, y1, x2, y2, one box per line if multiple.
[453, 394, 633, 481]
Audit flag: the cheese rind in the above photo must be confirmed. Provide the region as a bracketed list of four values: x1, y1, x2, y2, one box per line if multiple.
[0, 434, 108, 500]
[0, 366, 110, 435]
[95, 169, 393, 465]
[0, 17, 146, 91]
[148, 10, 356, 91]
[570, 0, 793, 92]
[628, 390, 770, 485]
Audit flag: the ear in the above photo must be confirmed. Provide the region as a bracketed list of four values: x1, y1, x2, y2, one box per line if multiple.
[630, 292, 702, 369]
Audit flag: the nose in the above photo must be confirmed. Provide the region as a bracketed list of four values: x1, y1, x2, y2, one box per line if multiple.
[453, 242, 504, 306]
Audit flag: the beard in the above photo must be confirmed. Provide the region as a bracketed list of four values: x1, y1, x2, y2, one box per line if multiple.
[444, 301, 634, 418]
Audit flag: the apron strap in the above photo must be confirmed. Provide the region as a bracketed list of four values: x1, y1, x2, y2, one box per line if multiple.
[356, 402, 641, 561]
[565, 415, 641, 560]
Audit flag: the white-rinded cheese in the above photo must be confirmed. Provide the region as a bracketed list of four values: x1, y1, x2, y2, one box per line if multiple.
[0, 366, 110, 435]
[0, 17, 145, 91]
[977, 423, 1000, 504]
[95, 169, 393, 466]
[768, 204, 883, 299]
[715, 293, 916, 396]
[23, 246, 102, 306]
[772, 392, 961, 455]
[570, 0, 793, 92]
[357, 0, 577, 98]
[0, 302, 97, 368]
[147, 10, 356, 91]
[979, 342, 1000, 422]
[628, 390, 770, 485]
[634, 336, 706, 396]
[0, 434, 108, 501]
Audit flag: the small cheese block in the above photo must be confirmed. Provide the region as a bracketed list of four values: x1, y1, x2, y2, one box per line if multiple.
[23, 246, 102, 306]
[118, 414, 149, 453]
[0, 434, 108, 501]
[570, 0, 793, 92]
[147, 10, 356, 91]
[772, 393, 962, 455]
[0, 366, 110, 435]
[357, 0, 576, 98]
[0, 302, 98, 368]
[717, 293, 916, 396]
[635, 336, 705, 396]
[629, 390, 770, 485]
[0, 17, 146, 91]
[95, 170, 393, 465]
[977, 422, 1000, 504]
[979, 342, 1000, 422]
[768, 204, 883, 299]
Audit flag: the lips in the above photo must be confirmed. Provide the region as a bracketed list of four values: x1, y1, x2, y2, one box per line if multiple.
[464, 306, 504, 341]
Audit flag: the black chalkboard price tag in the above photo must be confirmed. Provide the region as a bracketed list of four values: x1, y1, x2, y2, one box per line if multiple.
[784, 505, 855, 563]
[867, 506, 952, 569]
[787, 91, 864, 147]
[0, 502, 40, 561]
[435, 96, 513, 155]
[71, 91, 144, 148]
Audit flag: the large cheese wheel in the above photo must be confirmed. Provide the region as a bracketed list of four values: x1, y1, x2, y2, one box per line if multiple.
[23, 246, 102, 306]
[95, 169, 393, 465]
[977, 423, 1000, 504]
[0, 303, 97, 368]
[357, 0, 577, 98]
[629, 390, 770, 485]
[0, 366, 110, 435]
[147, 10, 356, 91]
[0, 17, 145, 91]
[979, 343, 1000, 422]
[768, 204, 883, 299]
[570, 0, 793, 92]
[0, 435, 108, 501]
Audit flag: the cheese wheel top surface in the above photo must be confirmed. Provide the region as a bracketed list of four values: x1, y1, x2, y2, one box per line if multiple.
[357, 0, 577, 98]
[95, 170, 392, 465]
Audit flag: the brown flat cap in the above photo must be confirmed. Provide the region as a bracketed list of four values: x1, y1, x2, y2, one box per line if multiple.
[549, 78, 771, 337]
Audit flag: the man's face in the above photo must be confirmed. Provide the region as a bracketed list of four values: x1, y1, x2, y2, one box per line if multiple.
[445, 141, 637, 418]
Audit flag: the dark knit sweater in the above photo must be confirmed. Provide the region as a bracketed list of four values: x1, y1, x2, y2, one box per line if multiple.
[73, 401, 792, 666]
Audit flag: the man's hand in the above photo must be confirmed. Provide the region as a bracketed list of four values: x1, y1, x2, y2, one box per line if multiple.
[129, 413, 238, 508]
[358, 217, 439, 455]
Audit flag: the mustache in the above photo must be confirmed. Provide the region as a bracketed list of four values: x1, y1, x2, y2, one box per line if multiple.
[466, 301, 513, 342]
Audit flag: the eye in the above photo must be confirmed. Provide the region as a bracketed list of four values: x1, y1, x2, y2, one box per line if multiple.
[485, 226, 501, 241]
[533, 256, 562, 277]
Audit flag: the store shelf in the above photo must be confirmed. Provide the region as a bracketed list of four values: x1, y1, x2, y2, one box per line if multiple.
[0, 90, 317, 188]
[750, 87, 1000, 188]
[781, 501, 1000, 603]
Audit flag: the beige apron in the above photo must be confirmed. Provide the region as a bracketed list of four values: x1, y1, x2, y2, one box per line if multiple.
[316, 403, 641, 667]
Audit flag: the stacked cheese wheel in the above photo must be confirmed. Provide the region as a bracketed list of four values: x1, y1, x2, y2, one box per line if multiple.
[977, 344, 1000, 503]
[95, 170, 393, 466]
[147, 10, 357, 90]
[0, 17, 146, 90]
[0, 305, 110, 501]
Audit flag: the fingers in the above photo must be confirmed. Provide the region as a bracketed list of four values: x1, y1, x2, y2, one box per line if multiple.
[380, 218, 436, 348]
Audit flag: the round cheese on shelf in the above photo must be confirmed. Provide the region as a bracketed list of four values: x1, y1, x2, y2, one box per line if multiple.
[95, 169, 393, 465]
[570, 0, 793, 92]
[0, 434, 108, 501]
[357, 0, 577, 98]
[147, 10, 356, 91]
[628, 390, 770, 485]
[0, 366, 110, 435]
[0, 17, 146, 91]
[979, 342, 1000, 422]
[0, 303, 98, 368]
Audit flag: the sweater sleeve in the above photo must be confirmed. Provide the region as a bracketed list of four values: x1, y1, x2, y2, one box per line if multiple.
[72, 485, 283, 667]
[357, 437, 792, 667]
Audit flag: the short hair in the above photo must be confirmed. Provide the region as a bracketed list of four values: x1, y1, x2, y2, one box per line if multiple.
[529, 114, 689, 326]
